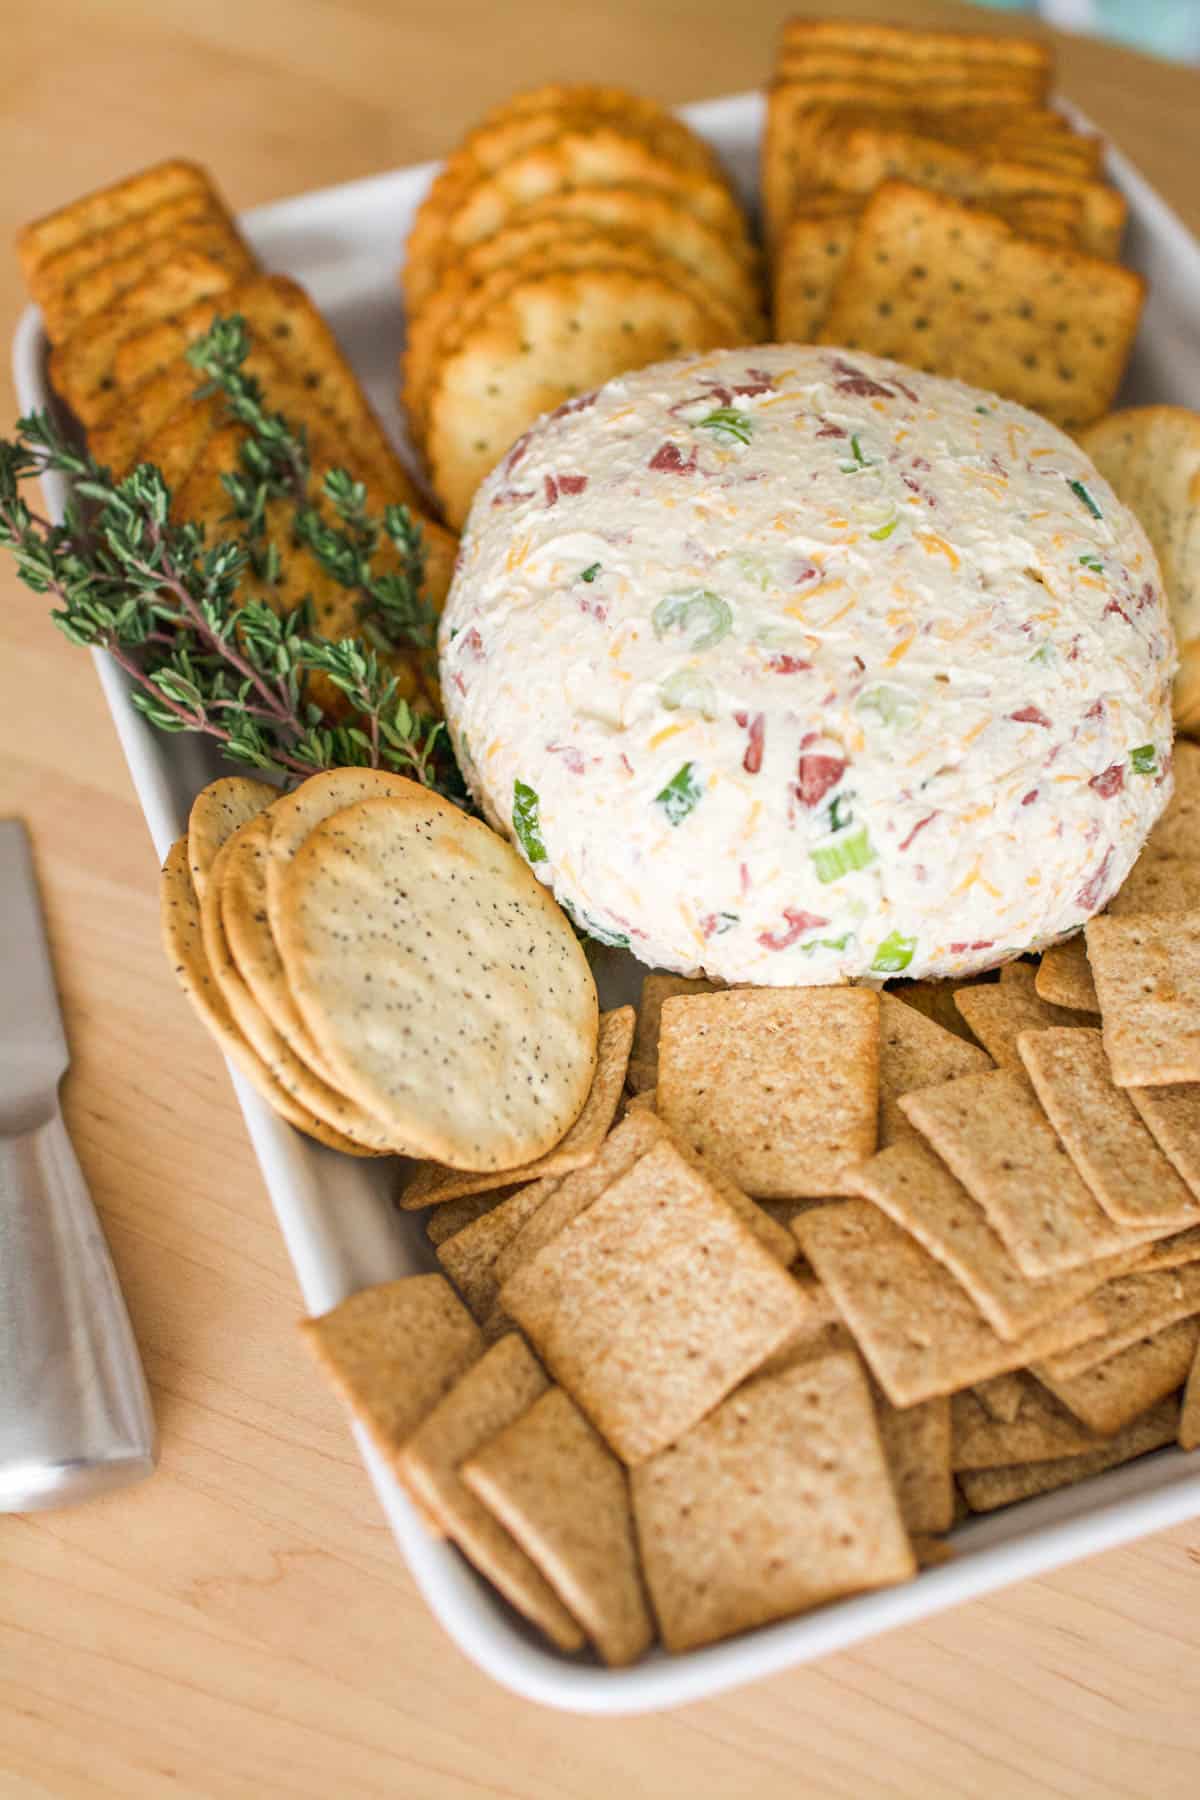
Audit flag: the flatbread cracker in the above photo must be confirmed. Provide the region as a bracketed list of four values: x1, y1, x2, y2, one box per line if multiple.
[1110, 854, 1200, 918]
[958, 1398, 1180, 1511]
[849, 1138, 1140, 1339]
[400, 1007, 633, 1207]
[187, 776, 278, 903]
[877, 991, 992, 1149]
[899, 1069, 1154, 1277]
[953, 982, 1096, 1072]
[1086, 911, 1200, 1087]
[500, 1139, 812, 1463]
[793, 1201, 1103, 1408]
[425, 1188, 516, 1247]
[1130, 1225, 1200, 1273]
[631, 972, 721, 1093]
[657, 987, 880, 1199]
[462, 1386, 654, 1667]
[631, 1350, 915, 1651]
[1034, 1318, 1200, 1435]
[276, 789, 598, 1172]
[1126, 1085, 1200, 1198]
[301, 1274, 483, 1458]
[1035, 938, 1097, 1014]
[1034, 1263, 1200, 1382]
[1018, 1027, 1200, 1230]
[435, 1177, 561, 1320]
[396, 1334, 584, 1652]
[952, 1385, 1103, 1469]
[890, 978, 982, 1045]
[973, 1372, 1027, 1425]
[873, 1385, 954, 1536]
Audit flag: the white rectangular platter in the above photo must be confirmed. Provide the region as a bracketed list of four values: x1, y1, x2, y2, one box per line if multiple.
[14, 89, 1200, 1716]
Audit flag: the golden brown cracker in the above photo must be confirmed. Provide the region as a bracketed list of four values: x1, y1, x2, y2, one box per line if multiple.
[1034, 1318, 1200, 1435]
[958, 1398, 1180, 1511]
[435, 1177, 562, 1320]
[1086, 911, 1200, 1088]
[877, 991, 992, 1150]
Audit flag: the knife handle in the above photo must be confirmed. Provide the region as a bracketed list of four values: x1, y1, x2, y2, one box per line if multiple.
[0, 1105, 156, 1511]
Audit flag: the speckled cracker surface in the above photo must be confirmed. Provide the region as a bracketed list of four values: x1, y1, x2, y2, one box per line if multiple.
[463, 1386, 654, 1667]
[794, 1201, 1102, 1407]
[436, 1178, 561, 1320]
[397, 1335, 583, 1652]
[1033, 1318, 1200, 1435]
[657, 987, 879, 1199]
[952, 1385, 1102, 1469]
[262, 767, 419, 948]
[1035, 1263, 1200, 1381]
[1086, 912, 1200, 1088]
[501, 1139, 812, 1463]
[1018, 1027, 1200, 1230]
[973, 1373, 1026, 1424]
[953, 983, 1095, 1073]
[876, 992, 992, 1149]
[1035, 937, 1097, 1013]
[631, 973, 720, 1091]
[277, 789, 598, 1171]
[1127, 1085, 1200, 1197]
[899, 1069, 1153, 1276]
[959, 1399, 1180, 1511]
[631, 1351, 915, 1651]
[301, 1275, 483, 1458]
[872, 1385, 953, 1536]
[187, 776, 277, 903]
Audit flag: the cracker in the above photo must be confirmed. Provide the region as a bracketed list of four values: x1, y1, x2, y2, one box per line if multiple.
[778, 19, 1052, 76]
[953, 980, 1096, 1072]
[793, 1201, 1102, 1408]
[400, 1007, 633, 1206]
[1145, 741, 1200, 860]
[42, 214, 253, 344]
[500, 1139, 812, 1463]
[631, 1350, 915, 1651]
[1034, 1319, 1200, 1435]
[425, 1188, 516, 1247]
[877, 992, 992, 1149]
[624, 1085, 657, 1114]
[631, 972, 720, 1091]
[462, 1386, 654, 1667]
[899, 1070, 1153, 1277]
[958, 1398, 1180, 1511]
[1180, 1339, 1200, 1451]
[1079, 407, 1200, 652]
[277, 790, 598, 1171]
[973, 1372, 1026, 1425]
[952, 1385, 1103, 1469]
[873, 1386, 954, 1536]
[773, 208, 860, 344]
[1018, 1027, 1200, 1230]
[17, 158, 212, 278]
[396, 1334, 584, 1652]
[849, 1139, 1138, 1340]
[1131, 1225, 1200, 1273]
[29, 187, 219, 310]
[1035, 938, 1097, 1014]
[1110, 854, 1200, 918]
[301, 1274, 483, 1459]
[1127, 1085, 1200, 1198]
[1086, 912, 1200, 1088]
[817, 181, 1142, 431]
[1034, 1263, 1200, 1382]
[435, 1177, 562, 1320]
[890, 978, 982, 1045]
[263, 768, 415, 945]
[158, 837, 369, 1155]
[427, 264, 731, 527]
[657, 987, 880, 1200]
[187, 776, 278, 903]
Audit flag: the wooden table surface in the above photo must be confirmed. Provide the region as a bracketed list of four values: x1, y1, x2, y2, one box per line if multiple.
[3, 2, 1200, 1793]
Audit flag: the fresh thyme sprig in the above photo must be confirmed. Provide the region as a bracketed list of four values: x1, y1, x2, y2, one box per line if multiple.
[0, 324, 459, 795]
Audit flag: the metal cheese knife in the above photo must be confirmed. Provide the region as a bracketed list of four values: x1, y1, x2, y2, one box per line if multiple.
[0, 819, 155, 1510]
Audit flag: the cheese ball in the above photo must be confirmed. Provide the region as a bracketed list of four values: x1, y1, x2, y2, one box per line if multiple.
[439, 345, 1175, 983]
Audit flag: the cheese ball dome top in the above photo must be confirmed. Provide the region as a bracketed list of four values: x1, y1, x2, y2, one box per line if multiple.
[439, 345, 1175, 983]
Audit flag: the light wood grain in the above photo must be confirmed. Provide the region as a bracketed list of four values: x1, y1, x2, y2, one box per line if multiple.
[3, 2, 1200, 1793]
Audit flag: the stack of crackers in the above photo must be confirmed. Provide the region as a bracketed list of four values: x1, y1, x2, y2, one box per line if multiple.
[18, 159, 457, 708]
[161, 768, 602, 1165]
[765, 18, 1144, 429]
[400, 84, 766, 528]
[298, 751, 1200, 1663]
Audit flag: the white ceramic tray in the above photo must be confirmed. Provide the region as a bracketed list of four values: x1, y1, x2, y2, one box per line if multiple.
[14, 90, 1200, 1716]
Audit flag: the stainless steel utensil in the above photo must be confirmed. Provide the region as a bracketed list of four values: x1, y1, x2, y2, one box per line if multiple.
[0, 819, 155, 1510]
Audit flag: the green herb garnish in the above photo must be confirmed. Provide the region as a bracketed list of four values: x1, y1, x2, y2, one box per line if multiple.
[810, 825, 875, 884]
[655, 762, 704, 826]
[707, 911, 740, 935]
[696, 408, 753, 446]
[659, 667, 718, 718]
[974, 405, 991, 415]
[840, 434, 873, 474]
[869, 516, 899, 541]
[1130, 744, 1158, 776]
[800, 930, 853, 955]
[1067, 478, 1103, 521]
[512, 779, 548, 861]
[651, 589, 732, 652]
[1029, 644, 1054, 666]
[580, 561, 602, 583]
[871, 930, 917, 974]
[1079, 553, 1104, 573]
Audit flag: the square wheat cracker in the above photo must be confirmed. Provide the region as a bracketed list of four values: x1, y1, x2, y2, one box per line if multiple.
[973, 1372, 1026, 1424]
[1034, 1262, 1200, 1382]
[1033, 1318, 1200, 1435]
[871, 1383, 954, 1536]
[1036, 938, 1097, 1013]
[630, 972, 720, 1091]
[462, 1386, 654, 1667]
[958, 1399, 1180, 1511]
[631, 1350, 915, 1652]
[657, 987, 879, 1199]
[952, 1385, 1103, 1469]
[877, 991, 992, 1150]
[500, 1139, 813, 1464]
[953, 981, 1095, 1073]
[793, 1201, 1103, 1408]
[435, 1177, 562, 1319]
[1086, 912, 1200, 1087]
[1127, 1085, 1200, 1198]
[899, 1069, 1156, 1277]
[396, 1335, 583, 1652]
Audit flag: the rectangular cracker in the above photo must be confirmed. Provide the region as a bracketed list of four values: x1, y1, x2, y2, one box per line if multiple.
[435, 1177, 562, 1320]
[952, 1385, 1103, 1469]
[1034, 1319, 1200, 1435]
[873, 1386, 954, 1536]
[657, 987, 879, 1199]
[773, 209, 860, 344]
[1036, 938, 1097, 1014]
[778, 19, 1052, 75]
[1086, 912, 1200, 1088]
[17, 158, 211, 278]
[631, 1351, 915, 1651]
[899, 1069, 1155, 1277]
[1034, 1263, 1200, 1381]
[817, 181, 1141, 430]
[890, 978, 982, 1045]
[299, 1274, 482, 1460]
[462, 1386, 654, 1667]
[500, 1139, 813, 1464]
[630, 972, 719, 1091]
[1180, 1339, 1200, 1450]
[849, 1138, 1140, 1339]
[400, 1006, 634, 1208]
[1132, 1225, 1200, 1273]
[1017, 1027, 1200, 1230]
[793, 1201, 1103, 1408]
[1127, 1086, 1200, 1199]
[877, 991, 992, 1150]
[396, 1335, 583, 1652]
[973, 1372, 1027, 1425]
[1109, 854, 1200, 917]
[42, 215, 254, 344]
[425, 1187, 517, 1247]
[958, 1398, 1180, 1511]
[28, 187, 220, 308]
[953, 982, 1096, 1072]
